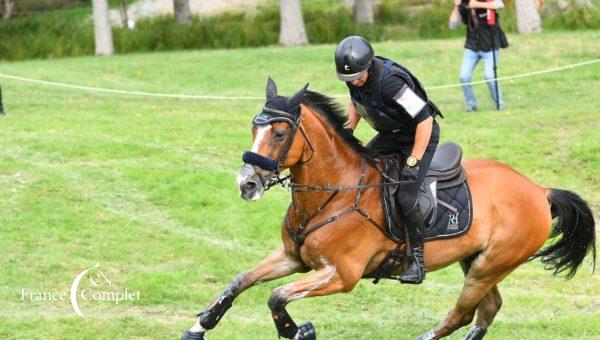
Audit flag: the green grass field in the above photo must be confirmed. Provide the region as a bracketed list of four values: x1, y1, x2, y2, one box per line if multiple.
[0, 31, 598, 339]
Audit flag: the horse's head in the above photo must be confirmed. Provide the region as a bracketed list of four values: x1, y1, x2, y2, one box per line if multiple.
[237, 77, 309, 201]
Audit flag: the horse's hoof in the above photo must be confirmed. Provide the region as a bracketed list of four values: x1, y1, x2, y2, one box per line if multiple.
[181, 330, 205, 340]
[294, 321, 316, 340]
[416, 329, 436, 340]
[464, 326, 487, 340]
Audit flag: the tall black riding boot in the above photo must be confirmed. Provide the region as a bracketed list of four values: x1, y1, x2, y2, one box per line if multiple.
[400, 205, 426, 284]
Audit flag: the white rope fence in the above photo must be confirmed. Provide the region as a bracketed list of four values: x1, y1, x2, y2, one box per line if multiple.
[0, 58, 598, 101]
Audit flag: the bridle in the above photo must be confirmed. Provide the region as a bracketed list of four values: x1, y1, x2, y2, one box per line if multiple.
[244, 106, 314, 191]
[244, 105, 408, 192]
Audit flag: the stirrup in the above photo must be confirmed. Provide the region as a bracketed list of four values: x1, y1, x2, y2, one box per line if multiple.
[399, 259, 425, 284]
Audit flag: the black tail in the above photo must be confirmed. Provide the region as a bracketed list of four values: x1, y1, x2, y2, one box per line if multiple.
[530, 189, 596, 279]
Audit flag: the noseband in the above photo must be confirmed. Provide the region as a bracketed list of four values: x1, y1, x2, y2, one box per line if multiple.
[242, 107, 314, 190]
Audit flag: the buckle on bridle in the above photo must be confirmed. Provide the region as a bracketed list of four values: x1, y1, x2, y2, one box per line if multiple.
[264, 173, 292, 191]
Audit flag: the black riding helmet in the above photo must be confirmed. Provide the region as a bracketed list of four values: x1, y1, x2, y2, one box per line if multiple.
[335, 36, 375, 81]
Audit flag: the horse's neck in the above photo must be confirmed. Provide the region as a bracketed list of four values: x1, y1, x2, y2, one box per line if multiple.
[289, 108, 362, 218]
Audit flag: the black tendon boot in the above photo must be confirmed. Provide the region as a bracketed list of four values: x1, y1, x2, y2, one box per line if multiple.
[400, 205, 426, 284]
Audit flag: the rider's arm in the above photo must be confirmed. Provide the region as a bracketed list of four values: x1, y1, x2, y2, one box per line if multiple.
[412, 116, 433, 160]
[345, 100, 361, 131]
[383, 76, 433, 161]
[468, 0, 504, 9]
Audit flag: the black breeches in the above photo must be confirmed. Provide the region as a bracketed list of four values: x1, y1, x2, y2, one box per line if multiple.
[367, 133, 438, 214]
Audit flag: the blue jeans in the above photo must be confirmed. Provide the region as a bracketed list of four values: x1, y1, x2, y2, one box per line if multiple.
[459, 48, 504, 109]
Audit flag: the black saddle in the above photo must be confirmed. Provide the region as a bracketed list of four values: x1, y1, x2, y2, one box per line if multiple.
[427, 141, 466, 187]
[378, 142, 470, 244]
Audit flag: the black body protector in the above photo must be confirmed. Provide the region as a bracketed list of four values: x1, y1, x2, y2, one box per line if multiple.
[348, 56, 442, 284]
[349, 56, 442, 134]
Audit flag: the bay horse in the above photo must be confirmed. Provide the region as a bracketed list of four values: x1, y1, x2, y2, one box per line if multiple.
[181, 79, 596, 340]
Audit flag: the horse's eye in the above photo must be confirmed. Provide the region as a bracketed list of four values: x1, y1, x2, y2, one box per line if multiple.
[273, 131, 286, 140]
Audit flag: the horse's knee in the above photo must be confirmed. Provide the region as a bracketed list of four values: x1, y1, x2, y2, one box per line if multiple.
[267, 287, 288, 313]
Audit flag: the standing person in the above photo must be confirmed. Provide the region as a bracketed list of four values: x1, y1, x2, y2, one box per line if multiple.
[335, 36, 443, 284]
[450, 0, 509, 111]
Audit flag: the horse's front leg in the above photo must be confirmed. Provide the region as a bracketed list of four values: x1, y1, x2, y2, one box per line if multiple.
[268, 264, 361, 339]
[181, 246, 306, 340]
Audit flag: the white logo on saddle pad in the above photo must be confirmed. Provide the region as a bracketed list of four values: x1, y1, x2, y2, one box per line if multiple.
[448, 213, 459, 230]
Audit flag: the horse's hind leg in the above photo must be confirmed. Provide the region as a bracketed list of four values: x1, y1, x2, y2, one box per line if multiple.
[458, 260, 503, 340]
[418, 255, 516, 340]
[181, 246, 306, 340]
[464, 286, 502, 340]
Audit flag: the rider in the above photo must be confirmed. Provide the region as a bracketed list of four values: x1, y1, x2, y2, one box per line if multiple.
[335, 36, 441, 284]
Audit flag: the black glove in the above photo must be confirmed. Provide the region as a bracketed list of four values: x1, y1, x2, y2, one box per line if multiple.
[402, 164, 419, 181]
[344, 127, 354, 135]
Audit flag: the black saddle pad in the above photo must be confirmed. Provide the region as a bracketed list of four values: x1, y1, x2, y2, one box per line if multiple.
[424, 182, 473, 241]
[377, 153, 472, 243]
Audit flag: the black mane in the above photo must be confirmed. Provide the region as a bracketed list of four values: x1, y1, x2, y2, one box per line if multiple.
[302, 91, 373, 157]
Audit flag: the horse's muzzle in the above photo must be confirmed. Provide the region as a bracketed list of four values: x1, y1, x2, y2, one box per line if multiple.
[237, 164, 267, 201]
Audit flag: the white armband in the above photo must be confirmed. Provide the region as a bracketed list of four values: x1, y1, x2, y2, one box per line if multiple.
[393, 85, 426, 118]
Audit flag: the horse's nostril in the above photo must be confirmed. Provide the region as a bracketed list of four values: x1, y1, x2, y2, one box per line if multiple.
[243, 181, 257, 192]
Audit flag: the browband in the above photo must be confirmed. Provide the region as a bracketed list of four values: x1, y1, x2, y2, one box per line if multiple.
[253, 107, 299, 126]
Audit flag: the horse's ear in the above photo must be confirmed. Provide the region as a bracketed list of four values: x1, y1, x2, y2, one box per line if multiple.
[266, 76, 278, 100]
[289, 83, 309, 108]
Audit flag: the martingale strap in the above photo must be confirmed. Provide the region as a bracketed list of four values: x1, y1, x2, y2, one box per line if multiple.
[285, 157, 385, 248]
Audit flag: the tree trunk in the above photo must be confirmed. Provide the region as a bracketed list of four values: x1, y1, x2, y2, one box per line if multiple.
[92, 0, 114, 56]
[279, 0, 308, 46]
[515, 0, 542, 33]
[355, 0, 374, 25]
[3, 0, 15, 21]
[119, 0, 128, 28]
[173, 0, 190, 24]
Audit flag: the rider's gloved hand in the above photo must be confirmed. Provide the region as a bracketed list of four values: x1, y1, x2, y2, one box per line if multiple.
[402, 165, 419, 181]
[402, 155, 420, 181]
